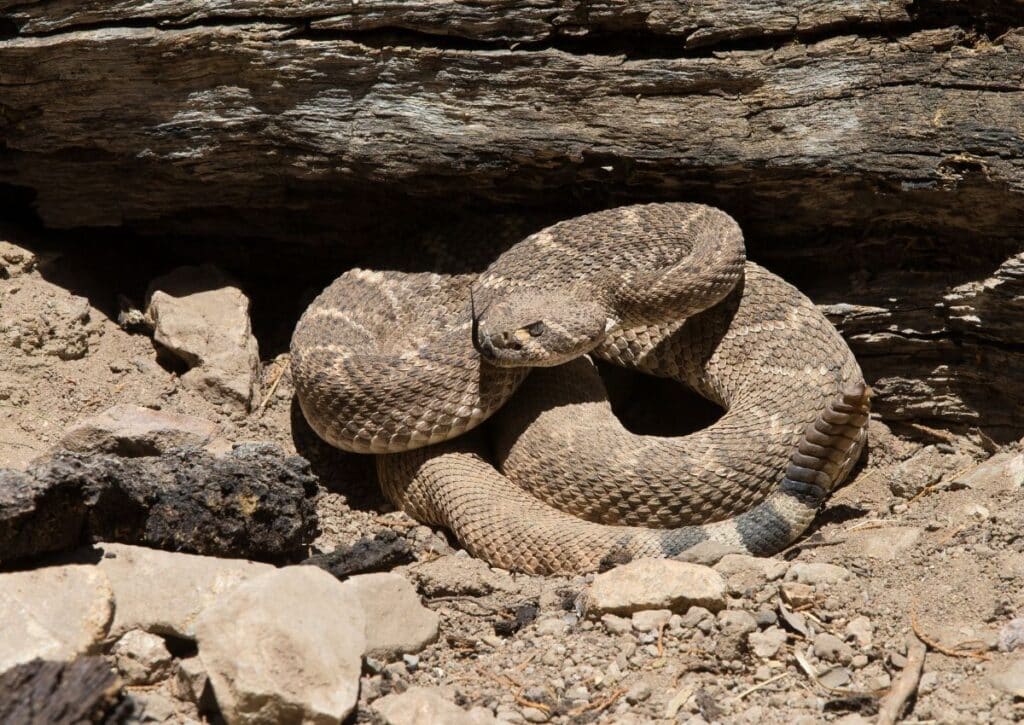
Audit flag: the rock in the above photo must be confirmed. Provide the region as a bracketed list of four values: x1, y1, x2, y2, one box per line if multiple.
[0, 467, 89, 564]
[779, 582, 817, 608]
[339, 572, 440, 659]
[625, 682, 652, 704]
[587, 559, 726, 615]
[96, 543, 273, 639]
[717, 610, 758, 636]
[813, 632, 854, 664]
[845, 616, 874, 648]
[601, 614, 632, 635]
[1, 277, 96, 360]
[534, 616, 568, 636]
[194, 566, 365, 725]
[372, 686, 498, 725]
[58, 404, 219, 457]
[672, 540, 737, 566]
[886, 446, 974, 499]
[956, 451, 1024, 494]
[0, 241, 36, 278]
[0, 444, 318, 565]
[785, 562, 853, 586]
[410, 556, 516, 597]
[846, 527, 922, 560]
[632, 609, 672, 633]
[521, 707, 549, 723]
[0, 565, 113, 671]
[131, 690, 180, 722]
[111, 630, 174, 686]
[713, 554, 788, 594]
[147, 265, 261, 412]
[173, 657, 213, 710]
[818, 667, 852, 689]
[0, 656, 133, 724]
[494, 602, 540, 637]
[988, 658, 1024, 697]
[303, 529, 414, 579]
[998, 618, 1024, 652]
[749, 627, 788, 659]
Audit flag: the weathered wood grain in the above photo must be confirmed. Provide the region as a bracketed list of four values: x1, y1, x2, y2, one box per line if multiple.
[0, 1, 1022, 438]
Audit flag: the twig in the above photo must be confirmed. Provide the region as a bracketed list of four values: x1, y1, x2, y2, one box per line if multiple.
[657, 622, 666, 657]
[909, 605, 989, 660]
[735, 672, 790, 700]
[877, 633, 927, 725]
[569, 687, 627, 716]
[514, 689, 551, 714]
[255, 354, 289, 416]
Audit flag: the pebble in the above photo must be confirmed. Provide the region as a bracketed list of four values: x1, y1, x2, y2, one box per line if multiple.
[601, 614, 632, 635]
[785, 562, 853, 586]
[626, 682, 652, 703]
[846, 527, 922, 561]
[0, 564, 113, 671]
[535, 616, 569, 636]
[998, 618, 1024, 652]
[111, 630, 174, 685]
[749, 627, 788, 659]
[194, 566, 365, 724]
[410, 555, 515, 597]
[780, 582, 816, 608]
[845, 615, 874, 647]
[522, 706, 549, 723]
[813, 632, 854, 664]
[587, 559, 726, 615]
[632, 609, 672, 632]
[989, 658, 1024, 697]
[818, 666, 852, 689]
[718, 609, 758, 636]
[373, 686, 498, 724]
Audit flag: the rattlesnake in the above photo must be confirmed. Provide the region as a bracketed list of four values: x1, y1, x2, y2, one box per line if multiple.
[291, 203, 870, 574]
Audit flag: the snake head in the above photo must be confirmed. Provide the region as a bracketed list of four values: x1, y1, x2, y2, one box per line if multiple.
[471, 289, 610, 368]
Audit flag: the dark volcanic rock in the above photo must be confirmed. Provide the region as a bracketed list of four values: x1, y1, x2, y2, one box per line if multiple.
[0, 657, 134, 724]
[303, 529, 414, 580]
[0, 444, 318, 565]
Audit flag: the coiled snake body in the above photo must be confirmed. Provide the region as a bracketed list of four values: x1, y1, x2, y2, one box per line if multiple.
[292, 203, 869, 574]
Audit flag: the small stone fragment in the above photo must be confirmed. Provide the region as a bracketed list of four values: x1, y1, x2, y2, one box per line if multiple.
[846, 527, 921, 561]
[195, 567, 365, 725]
[818, 667, 852, 689]
[749, 627, 788, 659]
[625, 682, 652, 703]
[587, 559, 726, 615]
[601, 614, 632, 635]
[632, 609, 672, 633]
[989, 659, 1024, 697]
[372, 686, 498, 724]
[845, 616, 874, 648]
[813, 632, 854, 664]
[58, 404, 219, 457]
[111, 630, 174, 685]
[339, 572, 440, 659]
[998, 618, 1024, 652]
[780, 582, 817, 608]
[303, 529, 414, 579]
[785, 562, 853, 586]
[0, 565, 113, 671]
[718, 609, 758, 636]
[147, 265, 261, 412]
[410, 556, 516, 597]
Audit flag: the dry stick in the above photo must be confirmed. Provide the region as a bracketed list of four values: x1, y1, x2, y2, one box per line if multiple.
[735, 672, 790, 700]
[255, 354, 290, 416]
[909, 605, 989, 661]
[876, 633, 927, 725]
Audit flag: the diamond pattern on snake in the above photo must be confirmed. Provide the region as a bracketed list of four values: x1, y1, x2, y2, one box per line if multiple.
[291, 203, 870, 574]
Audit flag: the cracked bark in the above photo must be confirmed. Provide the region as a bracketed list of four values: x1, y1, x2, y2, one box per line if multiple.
[0, 1, 1022, 439]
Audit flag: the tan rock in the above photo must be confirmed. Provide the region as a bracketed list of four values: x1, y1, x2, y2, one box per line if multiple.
[96, 543, 273, 639]
[339, 572, 440, 660]
[0, 565, 113, 671]
[195, 566, 365, 725]
[587, 558, 726, 615]
[59, 404, 219, 456]
[373, 686, 498, 725]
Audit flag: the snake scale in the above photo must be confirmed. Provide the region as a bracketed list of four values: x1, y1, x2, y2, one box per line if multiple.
[291, 203, 870, 574]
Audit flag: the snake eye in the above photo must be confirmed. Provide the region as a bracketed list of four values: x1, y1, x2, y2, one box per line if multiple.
[525, 321, 546, 337]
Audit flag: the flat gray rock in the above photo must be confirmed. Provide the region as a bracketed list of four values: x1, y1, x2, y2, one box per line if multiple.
[373, 686, 497, 725]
